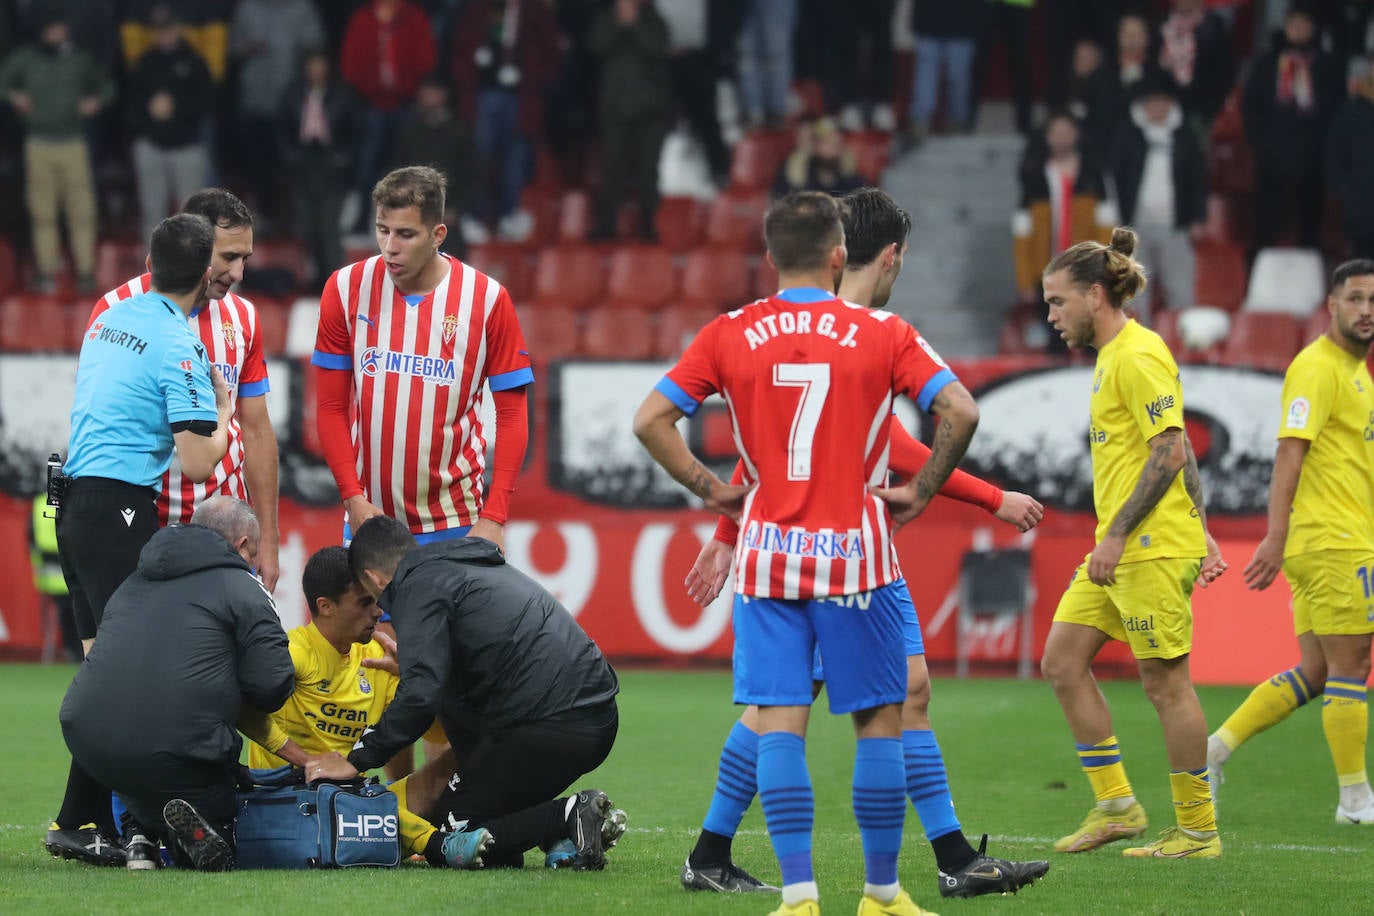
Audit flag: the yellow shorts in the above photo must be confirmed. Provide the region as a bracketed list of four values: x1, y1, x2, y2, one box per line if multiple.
[1283, 550, 1374, 637]
[1053, 556, 1200, 660]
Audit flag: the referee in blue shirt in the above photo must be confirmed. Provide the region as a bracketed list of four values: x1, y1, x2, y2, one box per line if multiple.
[45, 213, 233, 866]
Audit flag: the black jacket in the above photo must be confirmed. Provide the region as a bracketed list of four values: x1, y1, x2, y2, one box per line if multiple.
[1327, 95, 1374, 239]
[1154, 10, 1234, 124]
[278, 77, 355, 178]
[1242, 35, 1341, 177]
[348, 538, 620, 772]
[130, 42, 213, 148]
[60, 525, 293, 767]
[1108, 106, 1208, 229]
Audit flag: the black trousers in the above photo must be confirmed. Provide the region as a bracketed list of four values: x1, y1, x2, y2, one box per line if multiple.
[595, 117, 670, 236]
[55, 477, 159, 640]
[431, 702, 619, 862]
[824, 0, 895, 111]
[672, 52, 731, 179]
[1253, 166, 1324, 255]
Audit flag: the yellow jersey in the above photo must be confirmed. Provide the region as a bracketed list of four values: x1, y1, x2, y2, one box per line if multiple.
[248, 623, 399, 769]
[1089, 319, 1205, 562]
[1277, 334, 1374, 556]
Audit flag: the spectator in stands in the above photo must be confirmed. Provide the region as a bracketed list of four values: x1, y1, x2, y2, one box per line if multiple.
[772, 117, 864, 198]
[1064, 37, 1119, 158]
[120, 1, 232, 85]
[129, 5, 213, 241]
[451, 0, 560, 245]
[0, 8, 113, 293]
[588, 0, 673, 242]
[660, 0, 733, 185]
[229, 0, 324, 227]
[735, 0, 797, 128]
[340, 0, 436, 233]
[980, 0, 1034, 135]
[1326, 57, 1374, 259]
[280, 49, 353, 287]
[904, 1, 982, 148]
[1315, 0, 1373, 82]
[826, 0, 897, 132]
[1107, 72, 1207, 323]
[1013, 111, 1114, 303]
[1044, 0, 1122, 106]
[1155, 0, 1235, 133]
[546, 0, 604, 187]
[391, 76, 476, 256]
[1243, 3, 1341, 255]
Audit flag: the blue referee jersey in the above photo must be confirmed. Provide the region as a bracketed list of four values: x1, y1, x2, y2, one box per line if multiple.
[66, 291, 218, 490]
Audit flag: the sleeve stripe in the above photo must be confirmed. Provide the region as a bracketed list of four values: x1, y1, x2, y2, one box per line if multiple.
[489, 366, 534, 391]
[311, 350, 352, 370]
[915, 369, 958, 413]
[655, 376, 701, 417]
[238, 379, 271, 398]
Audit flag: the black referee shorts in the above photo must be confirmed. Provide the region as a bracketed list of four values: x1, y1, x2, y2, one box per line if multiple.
[56, 477, 159, 640]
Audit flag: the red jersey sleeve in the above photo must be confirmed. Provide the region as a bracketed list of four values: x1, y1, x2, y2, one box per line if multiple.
[658, 316, 724, 416]
[889, 317, 959, 414]
[311, 270, 354, 371]
[238, 301, 270, 398]
[888, 417, 1002, 513]
[484, 286, 534, 392]
[713, 460, 748, 545]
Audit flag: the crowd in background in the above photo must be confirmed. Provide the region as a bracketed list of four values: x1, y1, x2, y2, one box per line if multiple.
[1, 0, 1372, 322]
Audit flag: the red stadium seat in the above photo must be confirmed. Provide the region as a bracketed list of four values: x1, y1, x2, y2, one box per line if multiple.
[557, 189, 595, 243]
[582, 305, 655, 359]
[1221, 312, 1303, 371]
[754, 255, 779, 299]
[1152, 308, 1183, 355]
[532, 246, 606, 311]
[682, 247, 752, 307]
[515, 304, 582, 362]
[848, 130, 891, 184]
[251, 298, 290, 357]
[0, 234, 16, 299]
[706, 191, 768, 253]
[654, 196, 705, 252]
[1194, 240, 1247, 312]
[605, 246, 679, 310]
[467, 243, 535, 301]
[0, 296, 84, 352]
[1304, 306, 1330, 344]
[728, 130, 791, 191]
[93, 238, 145, 294]
[655, 305, 721, 359]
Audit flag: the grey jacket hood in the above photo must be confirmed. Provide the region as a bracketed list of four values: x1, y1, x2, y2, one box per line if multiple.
[137, 524, 250, 582]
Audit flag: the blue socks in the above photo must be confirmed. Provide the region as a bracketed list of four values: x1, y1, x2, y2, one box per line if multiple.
[758, 731, 814, 887]
[702, 721, 759, 838]
[854, 736, 905, 887]
[902, 729, 961, 840]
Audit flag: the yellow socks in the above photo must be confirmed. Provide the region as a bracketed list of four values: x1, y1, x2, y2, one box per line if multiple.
[1169, 767, 1216, 834]
[1322, 677, 1369, 791]
[1077, 736, 1134, 804]
[1215, 667, 1316, 753]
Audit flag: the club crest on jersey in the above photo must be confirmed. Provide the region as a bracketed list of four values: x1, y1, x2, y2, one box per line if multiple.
[358, 672, 372, 694]
[221, 320, 236, 350]
[359, 347, 456, 386]
[742, 521, 864, 559]
[442, 313, 460, 344]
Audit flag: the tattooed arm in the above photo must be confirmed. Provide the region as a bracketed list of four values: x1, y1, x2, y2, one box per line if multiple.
[1183, 434, 1230, 586]
[633, 390, 751, 519]
[871, 381, 979, 530]
[1088, 427, 1186, 584]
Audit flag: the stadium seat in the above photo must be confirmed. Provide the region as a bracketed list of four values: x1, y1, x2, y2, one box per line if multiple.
[728, 130, 791, 192]
[1221, 312, 1303, 371]
[1304, 306, 1330, 344]
[682, 248, 752, 307]
[848, 131, 891, 184]
[467, 243, 535, 301]
[1153, 309, 1183, 354]
[704, 190, 768, 254]
[0, 234, 15, 299]
[0, 296, 84, 352]
[243, 239, 309, 293]
[532, 246, 606, 310]
[515, 185, 560, 246]
[515, 303, 582, 362]
[655, 305, 721, 359]
[557, 189, 595, 243]
[1207, 89, 1253, 196]
[1193, 239, 1247, 312]
[93, 238, 145, 293]
[754, 255, 779, 299]
[582, 305, 655, 359]
[251, 298, 290, 357]
[1243, 248, 1326, 315]
[605, 246, 679, 310]
[654, 197, 705, 253]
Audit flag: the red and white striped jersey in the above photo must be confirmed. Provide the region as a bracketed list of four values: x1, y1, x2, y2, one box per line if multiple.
[88, 274, 271, 525]
[311, 254, 532, 534]
[657, 287, 957, 599]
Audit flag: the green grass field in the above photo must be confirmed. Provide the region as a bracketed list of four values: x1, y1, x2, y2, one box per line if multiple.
[1, 664, 1368, 915]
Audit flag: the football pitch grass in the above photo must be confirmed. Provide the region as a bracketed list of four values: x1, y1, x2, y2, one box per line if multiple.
[2, 664, 1368, 915]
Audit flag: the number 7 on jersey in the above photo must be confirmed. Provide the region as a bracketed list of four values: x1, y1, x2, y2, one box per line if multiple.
[773, 363, 831, 481]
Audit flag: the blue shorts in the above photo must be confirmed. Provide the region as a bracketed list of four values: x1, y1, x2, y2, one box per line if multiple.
[733, 582, 907, 715]
[344, 522, 470, 621]
[812, 577, 923, 681]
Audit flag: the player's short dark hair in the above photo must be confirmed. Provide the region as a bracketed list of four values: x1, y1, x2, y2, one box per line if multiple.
[348, 516, 418, 582]
[764, 191, 844, 273]
[373, 166, 447, 227]
[1331, 259, 1374, 291]
[149, 213, 215, 294]
[183, 188, 254, 231]
[841, 188, 911, 270]
[303, 546, 354, 614]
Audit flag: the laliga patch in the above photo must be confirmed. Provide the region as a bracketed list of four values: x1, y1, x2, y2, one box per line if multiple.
[915, 334, 949, 369]
[1285, 397, 1310, 430]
